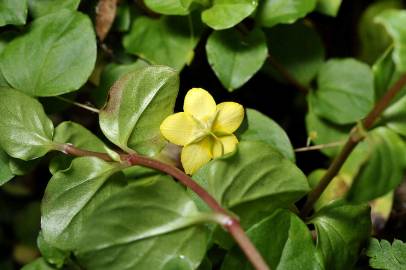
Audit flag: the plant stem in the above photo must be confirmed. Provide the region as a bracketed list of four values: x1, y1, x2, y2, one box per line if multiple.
[56, 96, 100, 113]
[300, 74, 406, 217]
[294, 140, 345, 152]
[62, 144, 270, 270]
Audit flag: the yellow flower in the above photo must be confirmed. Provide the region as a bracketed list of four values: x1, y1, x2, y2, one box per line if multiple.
[160, 88, 244, 174]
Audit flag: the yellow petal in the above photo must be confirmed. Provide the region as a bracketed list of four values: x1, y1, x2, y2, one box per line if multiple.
[213, 102, 244, 134]
[181, 138, 212, 175]
[183, 88, 217, 122]
[160, 112, 200, 146]
[212, 134, 238, 158]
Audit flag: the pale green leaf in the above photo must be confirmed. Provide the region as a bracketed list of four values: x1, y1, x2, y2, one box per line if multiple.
[316, 0, 342, 17]
[28, 0, 80, 18]
[144, 0, 192, 15]
[0, 0, 27, 26]
[367, 238, 406, 270]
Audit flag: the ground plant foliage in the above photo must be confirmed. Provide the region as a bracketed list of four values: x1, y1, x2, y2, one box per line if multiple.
[0, 0, 406, 269]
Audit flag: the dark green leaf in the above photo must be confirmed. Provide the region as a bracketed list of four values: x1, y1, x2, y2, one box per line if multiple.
[0, 148, 13, 185]
[237, 108, 295, 162]
[8, 157, 39, 176]
[347, 127, 406, 203]
[381, 95, 406, 136]
[201, 0, 257, 30]
[28, 0, 80, 18]
[14, 202, 41, 247]
[99, 66, 179, 156]
[21, 258, 56, 270]
[123, 15, 203, 70]
[373, 47, 396, 100]
[0, 10, 96, 96]
[367, 238, 406, 270]
[37, 232, 69, 268]
[316, 0, 342, 17]
[376, 9, 406, 72]
[309, 58, 374, 124]
[0, 88, 54, 160]
[206, 28, 268, 91]
[257, 0, 316, 28]
[263, 22, 325, 86]
[144, 0, 192, 15]
[310, 201, 371, 270]
[222, 209, 323, 270]
[0, 0, 27, 26]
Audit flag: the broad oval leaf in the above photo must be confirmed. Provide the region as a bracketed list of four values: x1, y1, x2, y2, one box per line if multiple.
[0, 0, 27, 26]
[222, 209, 323, 270]
[0, 88, 54, 160]
[123, 15, 203, 70]
[144, 0, 192, 15]
[37, 232, 69, 268]
[99, 66, 179, 156]
[347, 127, 406, 203]
[21, 258, 56, 270]
[206, 28, 268, 91]
[28, 0, 80, 18]
[0, 10, 96, 96]
[309, 58, 374, 125]
[256, 0, 316, 28]
[376, 9, 406, 72]
[236, 108, 295, 162]
[310, 201, 371, 270]
[316, 0, 342, 17]
[201, 0, 257, 30]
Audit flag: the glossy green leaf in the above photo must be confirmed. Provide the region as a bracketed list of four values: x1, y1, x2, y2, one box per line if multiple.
[373, 47, 396, 100]
[0, 148, 13, 185]
[8, 157, 39, 176]
[201, 0, 257, 30]
[50, 121, 108, 174]
[263, 22, 325, 86]
[0, 0, 27, 26]
[21, 258, 56, 270]
[381, 95, 406, 136]
[28, 0, 80, 18]
[0, 88, 54, 160]
[347, 127, 406, 203]
[316, 0, 342, 17]
[37, 232, 69, 269]
[237, 108, 295, 162]
[367, 238, 406, 270]
[309, 58, 374, 124]
[99, 66, 179, 155]
[93, 60, 149, 108]
[144, 0, 192, 15]
[222, 209, 323, 270]
[123, 15, 203, 70]
[257, 0, 316, 28]
[358, 0, 401, 64]
[0, 10, 96, 96]
[193, 141, 309, 216]
[310, 201, 371, 270]
[376, 9, 406, 72]
[206, 28, 268, 91]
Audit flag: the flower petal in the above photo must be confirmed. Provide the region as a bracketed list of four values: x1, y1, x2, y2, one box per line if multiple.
[181, 138, 212, 175]
[212, 134, 238, 158]
[183, 88, 217, 121]
[160, 112, 200, 146]
[213, 102, 244, 134]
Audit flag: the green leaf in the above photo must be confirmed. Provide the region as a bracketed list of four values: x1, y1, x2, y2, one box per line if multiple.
[316, 0, 342, 17]
[37, 232, 69, 268]
[21, 258, 56, 270]
[376, 9, 406, 72]
[310, 201, 371, 270]
[367, 238, 406, 270]
[309, 58, 374, 125]
[144, 0, 192, 15]
[201, 0, 257, 30]
[222, 209, 323, 270]
[358, 0, 401, 64]
[123, 15, 203, 70]
[0, 148, 13, 185]
[347, 127, 406, 203]
[0, 0, 27, 26]
[0, 88, 54, 160]
[50, 121, 108, 174]
[0, 10, 96, 96]
[93, 60, 149, 108]
[373, 47, 396, 100]
[28, 0, 80, 18]
[8, 157, 39, 176]
[99, 66, 179, 156]
[237, 108, 295, 162]
[193, 141, 309, 221]
[206, 28, 268, 91]
[256, 0, 316, 28]
[263, 22, 325, 86]
[381, 95, 406, 136]
[43, 168, 208, 270]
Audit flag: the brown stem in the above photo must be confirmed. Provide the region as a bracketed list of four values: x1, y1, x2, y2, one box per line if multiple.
[301, 74, 406, 217]
[62, 144, 270, 270]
